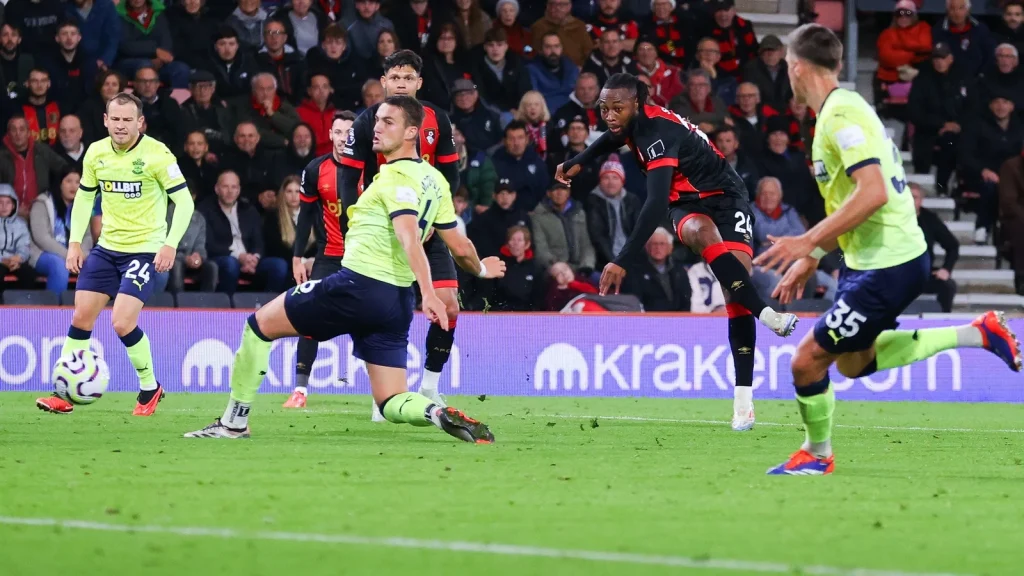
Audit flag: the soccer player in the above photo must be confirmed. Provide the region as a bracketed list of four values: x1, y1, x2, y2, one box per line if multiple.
[184, 96, 505, 441]
[36, 92, 195, 416]
[555, 72, 798, 432]
[754, 24, 1022, 476]
[340, 49, 462, 419]
[281, 110, 357, 409]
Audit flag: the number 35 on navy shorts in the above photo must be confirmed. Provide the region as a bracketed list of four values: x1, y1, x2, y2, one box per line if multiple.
[76, 246, 158, 302]
[812, 252, 929, 354]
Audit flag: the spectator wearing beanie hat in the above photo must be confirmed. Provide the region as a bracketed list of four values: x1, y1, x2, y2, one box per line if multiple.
[586, 154, 641, 270]
[492, 0, 532, 57]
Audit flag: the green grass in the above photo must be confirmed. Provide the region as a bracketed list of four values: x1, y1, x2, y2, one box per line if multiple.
[1, 393, 1022, 576]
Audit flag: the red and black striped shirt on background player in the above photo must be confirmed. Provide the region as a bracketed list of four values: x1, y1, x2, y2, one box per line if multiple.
[340, 100, 459, 191]
[299, 154, 347, 258]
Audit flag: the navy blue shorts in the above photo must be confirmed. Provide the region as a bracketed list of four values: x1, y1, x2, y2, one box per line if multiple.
[284, 267, 415, 368]
[76, 246, 157, 302]
[813, 252, 929, 354]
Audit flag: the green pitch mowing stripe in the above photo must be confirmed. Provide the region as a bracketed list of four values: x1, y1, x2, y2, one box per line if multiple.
[0, 394, 1021, 576]
[0, 516, 971, 576]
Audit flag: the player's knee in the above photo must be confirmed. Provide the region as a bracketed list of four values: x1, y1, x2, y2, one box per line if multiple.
[111, 316, 137, 337]
[790, 347, 829, 386]
[445, 300, 459, 319]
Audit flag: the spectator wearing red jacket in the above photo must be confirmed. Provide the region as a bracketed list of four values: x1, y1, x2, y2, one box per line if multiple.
[296, 74, 337, 156]
[705, 0, 758, 78]
[544, 261, 598, 311]
[634, 40, 683, 107]
[492, 0, 532, 57]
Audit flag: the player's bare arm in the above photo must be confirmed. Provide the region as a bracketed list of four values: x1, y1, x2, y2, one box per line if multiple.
[393, 214, 447, 330]
[754, 164, 886, 275]
[435, 228, 506, 279]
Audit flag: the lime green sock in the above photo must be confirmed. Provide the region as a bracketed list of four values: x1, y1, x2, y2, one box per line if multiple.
[120, 328, 157, 390]
[61, 327, 91, 357]
[797, 385, 835, 446]
[874, 328, 959, 371]
[229, 320, 273, 404]
[382, 392, 434, 427]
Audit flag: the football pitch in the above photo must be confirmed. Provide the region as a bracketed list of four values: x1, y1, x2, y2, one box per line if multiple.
[0, 393, 1021, 576]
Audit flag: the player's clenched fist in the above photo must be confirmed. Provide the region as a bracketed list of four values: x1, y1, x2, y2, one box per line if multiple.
[66, 243, 84, 274]
[154, 245, 175, 273]
[479, 256, 506, 279]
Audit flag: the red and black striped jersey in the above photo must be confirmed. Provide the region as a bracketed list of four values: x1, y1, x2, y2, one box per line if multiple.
[339, 99, 459, 191]
[624, 104, 747, 203]
[300, 153, 346, 257]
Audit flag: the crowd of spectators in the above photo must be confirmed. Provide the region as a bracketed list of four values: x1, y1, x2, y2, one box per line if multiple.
[0, 0, 978, 312]
[877, 0, 1024, 302]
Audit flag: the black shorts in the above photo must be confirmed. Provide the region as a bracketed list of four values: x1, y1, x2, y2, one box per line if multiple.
[669, 194, 754, 257]
[310, 256, 343, 280]
[425, 233, 458, 289]
[813, 252, 929, 354]
[284, 267, 415, 368]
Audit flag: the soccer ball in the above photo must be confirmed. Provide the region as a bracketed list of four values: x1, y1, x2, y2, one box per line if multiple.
[52, 349, 110, 405]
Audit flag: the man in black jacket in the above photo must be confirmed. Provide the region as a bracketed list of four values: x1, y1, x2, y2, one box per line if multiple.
[738, 34, 791, 113]
[255, 19, 307, 104]
[450, 78, 503, 154]
[467, 179, 532, 258]
[133, 66, 185, 150]
[586, 155, 640, 270]
[168, 0, 220, 71]
[549, 72, 605, 160]
[714, 125, 759, 201]
[978, 43, 1024, 112]
[911, 183, 959, 312]
[472, 28, 531, 116]
[304, 23, 364, 111]
[622, 227, 691, 312]
[908, 43, 973, 196]
[581, 27, 638, 88]
[219, 121, 287, 211]
[210, 26, 259, 102]
[198, 170, 289, 294]
[180, 70, 234, 157]
[995, 0, 1024, 55]
[958, 90, 1024, 243]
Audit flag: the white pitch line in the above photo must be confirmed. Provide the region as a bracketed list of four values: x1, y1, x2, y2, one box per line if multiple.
[162, 407, 1024, 434]
[0, 516, 971, 576]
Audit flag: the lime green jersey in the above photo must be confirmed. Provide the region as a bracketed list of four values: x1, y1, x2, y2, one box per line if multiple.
[811, 89, 926, 270]
[78, 134, 188, 253]
[342, 158, 458, 287]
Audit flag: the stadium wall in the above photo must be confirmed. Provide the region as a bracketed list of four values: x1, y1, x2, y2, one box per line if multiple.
[0, 308, 1019, 402]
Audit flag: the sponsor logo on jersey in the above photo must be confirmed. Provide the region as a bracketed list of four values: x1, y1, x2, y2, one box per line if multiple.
[647, 139, 666, 160]
[813, 160, 829, 183]
[324, 198, 343, 216]
[100, 180, 143, 199]
[346, 127, 355, 146]
[425, 128, 435, 145]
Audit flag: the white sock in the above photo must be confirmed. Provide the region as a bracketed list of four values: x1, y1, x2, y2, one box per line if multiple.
[294, 386, 308, 396]
[427, 404, 444, 428]
[733, 385, 753, 413]
[802, 438, 832, 459]
[955, 324, 984, 348]
[221, 398, 250, 430]
[420, 370, 441, 393]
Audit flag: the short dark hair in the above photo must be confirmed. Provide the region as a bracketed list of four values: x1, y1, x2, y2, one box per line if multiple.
[484, 27, 507, 44]
[214, 24, 238, 42]
[335, 110, 357, 122]
[106, 92, 143, 115]
[29, 67, 49, 78]
[541, 31, 561, 43]
[384, 95, 424, 129]
[1006, 0, 1024, 11]
[383, 49, 423, 75]
[787, 23, 843, 72]
[713, 126, 737, 139]
[56, 20, 80, 33]
[604, 72, 650, 106]
[504, 119, 528, 137]
[322, 23, 347, 42]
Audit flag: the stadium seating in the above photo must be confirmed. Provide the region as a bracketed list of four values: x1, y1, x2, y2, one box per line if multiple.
[148, 292, 176, 308]
[174, 293, 232, 309]
[903, 299, 944, 315]
[784, 299, 834, 313]
[2, 290, 59, 306]
[231, 292, 280, 309]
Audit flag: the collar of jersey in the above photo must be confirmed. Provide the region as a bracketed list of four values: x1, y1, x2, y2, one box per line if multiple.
[386, 157, 423, 165]
[110, 133, 145, 155]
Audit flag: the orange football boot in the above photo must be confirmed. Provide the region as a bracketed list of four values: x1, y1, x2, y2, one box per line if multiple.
[282, 390, 307, 408]
[133, 385, 165, 416]
[36, 395, 74, 414]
